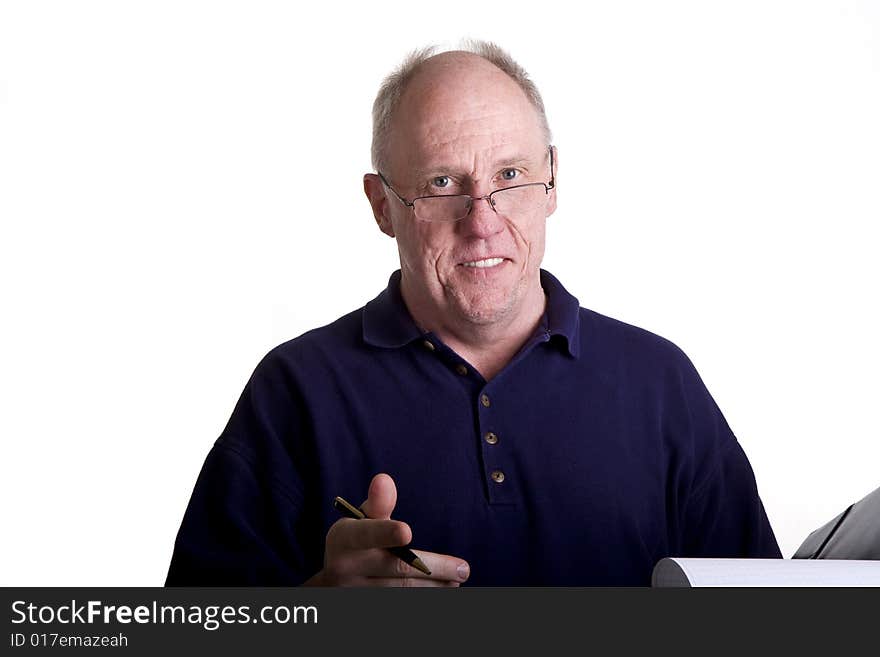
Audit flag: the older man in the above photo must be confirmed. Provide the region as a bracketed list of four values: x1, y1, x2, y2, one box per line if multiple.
[166, 42, 781, 586]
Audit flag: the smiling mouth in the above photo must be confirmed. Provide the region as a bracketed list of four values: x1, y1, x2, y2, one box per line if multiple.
[460, 257, 506, 269]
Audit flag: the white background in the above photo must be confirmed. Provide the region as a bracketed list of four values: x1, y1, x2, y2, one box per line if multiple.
[1, 0, 877, 585]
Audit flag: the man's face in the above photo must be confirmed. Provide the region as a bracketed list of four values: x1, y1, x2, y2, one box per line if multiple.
[366, 53, 556, 329]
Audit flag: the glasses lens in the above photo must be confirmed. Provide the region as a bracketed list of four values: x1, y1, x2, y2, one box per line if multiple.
[412, 185, 549, 222]
[413, 195, 471, 222]
[491, 185, 548, 218]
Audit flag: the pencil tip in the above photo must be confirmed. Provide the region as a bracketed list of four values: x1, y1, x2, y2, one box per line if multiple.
[412, 557, 431, 575]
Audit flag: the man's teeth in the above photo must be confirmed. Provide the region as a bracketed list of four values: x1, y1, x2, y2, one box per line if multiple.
[462, 258, 504, 268]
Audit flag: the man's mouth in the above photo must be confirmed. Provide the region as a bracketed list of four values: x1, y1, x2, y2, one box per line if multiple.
[460, 257, 506, 269]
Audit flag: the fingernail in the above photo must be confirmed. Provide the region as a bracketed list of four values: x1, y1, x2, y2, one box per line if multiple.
[457, 562, 470, 581]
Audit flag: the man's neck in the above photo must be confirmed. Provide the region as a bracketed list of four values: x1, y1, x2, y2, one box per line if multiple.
[401, 278, 547, 381]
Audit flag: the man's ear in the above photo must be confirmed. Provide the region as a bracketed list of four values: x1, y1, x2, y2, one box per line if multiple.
[364, 174, 395, 238]
[546, 145, 558, 217]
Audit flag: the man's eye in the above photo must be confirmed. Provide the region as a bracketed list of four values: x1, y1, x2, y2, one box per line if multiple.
[501, 169, 518, 181]
[432, 176, 450, 188]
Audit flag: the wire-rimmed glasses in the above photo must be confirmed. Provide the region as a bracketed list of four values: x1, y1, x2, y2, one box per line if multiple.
[378, 146, 555, 223]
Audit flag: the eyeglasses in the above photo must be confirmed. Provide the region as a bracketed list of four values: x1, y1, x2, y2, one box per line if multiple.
[378, 146, 555, 223]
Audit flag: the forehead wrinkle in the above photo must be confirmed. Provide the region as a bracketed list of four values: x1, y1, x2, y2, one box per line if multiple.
[407, 122, 535, 171]
[409, 140, 539, 178]
[417, 105, 536, 140]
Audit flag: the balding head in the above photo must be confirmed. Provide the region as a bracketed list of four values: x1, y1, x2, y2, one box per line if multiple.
[370, 41, 552, 174]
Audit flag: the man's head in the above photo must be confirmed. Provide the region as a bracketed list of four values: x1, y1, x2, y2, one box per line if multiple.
[364, 41, 557, 333]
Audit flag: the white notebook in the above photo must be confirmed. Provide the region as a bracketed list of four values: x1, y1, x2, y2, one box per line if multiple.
[652, 558, 880, 587]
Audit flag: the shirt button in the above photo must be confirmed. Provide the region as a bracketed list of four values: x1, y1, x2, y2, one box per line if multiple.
[484, 432, 498, 445]
[455, 364, 468, 376]
[490, 470, 505, 483]
[480, 394, 491, 407]
[422, 340, 435, 352]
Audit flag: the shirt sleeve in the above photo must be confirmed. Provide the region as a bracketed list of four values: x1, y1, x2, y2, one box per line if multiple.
[165, 348, 321, 585]
[661, 344, 782, 559]
[680, 438, 782, 558]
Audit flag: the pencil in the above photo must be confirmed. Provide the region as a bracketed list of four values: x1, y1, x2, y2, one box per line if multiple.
[333, 496, 432, 575]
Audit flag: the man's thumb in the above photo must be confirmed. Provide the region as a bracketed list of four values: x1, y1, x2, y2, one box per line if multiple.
[360, 473, 397, 520]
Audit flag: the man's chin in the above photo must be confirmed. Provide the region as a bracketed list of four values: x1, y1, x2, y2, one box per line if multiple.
[452, 295, 516, 326]
[444, 275, 527, 325]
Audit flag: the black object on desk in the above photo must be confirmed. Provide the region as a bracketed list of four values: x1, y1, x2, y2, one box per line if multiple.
[792, 483, 880, 560]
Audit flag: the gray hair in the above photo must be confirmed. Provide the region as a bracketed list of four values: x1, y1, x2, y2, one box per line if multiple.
[370, 39, 553, 173]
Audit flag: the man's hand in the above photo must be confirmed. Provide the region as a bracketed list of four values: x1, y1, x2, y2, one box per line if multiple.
[303, 473, 470, 587]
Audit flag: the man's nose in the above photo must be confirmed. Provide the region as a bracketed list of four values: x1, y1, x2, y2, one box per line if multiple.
[460, 195, 504, 237]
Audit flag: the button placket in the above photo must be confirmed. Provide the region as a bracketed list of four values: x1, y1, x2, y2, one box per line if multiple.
[478, 386, 517, 504]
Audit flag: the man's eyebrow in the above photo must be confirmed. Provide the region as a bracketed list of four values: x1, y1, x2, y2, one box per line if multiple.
[493, 155, 534, 170]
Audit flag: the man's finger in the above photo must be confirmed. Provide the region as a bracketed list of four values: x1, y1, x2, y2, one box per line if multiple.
[360, 472, 397, 520]
[363, 577, 461, 588]
[329, 517, 412, 551]
[342, 547, 471, 583]
[332, 548, 464, 581]
[411, 550, 470, 583]
[362, 548, 471, 583]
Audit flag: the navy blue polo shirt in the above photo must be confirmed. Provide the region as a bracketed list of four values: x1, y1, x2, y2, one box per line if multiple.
[166, 269, 781, 586]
